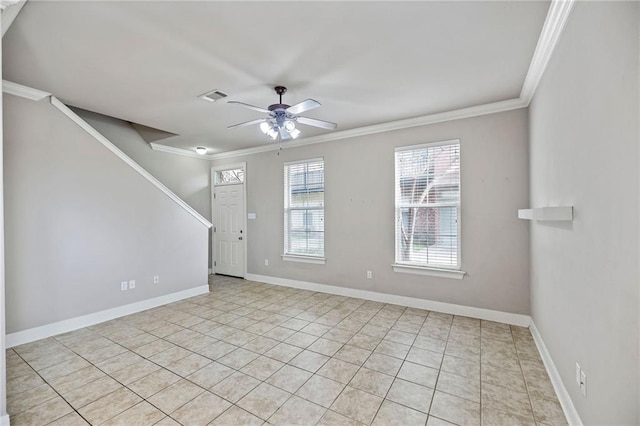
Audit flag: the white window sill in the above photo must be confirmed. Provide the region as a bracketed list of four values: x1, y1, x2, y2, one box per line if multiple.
[392, 264, 466, 280]
[282, 255, 326, 265]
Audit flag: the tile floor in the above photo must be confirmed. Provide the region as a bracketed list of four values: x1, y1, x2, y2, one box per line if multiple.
[5, 275, 568, 425]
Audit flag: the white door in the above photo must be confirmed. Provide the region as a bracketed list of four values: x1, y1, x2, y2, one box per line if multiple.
[213, 184, 245, 277]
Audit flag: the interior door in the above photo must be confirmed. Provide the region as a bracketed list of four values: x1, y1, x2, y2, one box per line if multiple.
[213, 184, 245, 277]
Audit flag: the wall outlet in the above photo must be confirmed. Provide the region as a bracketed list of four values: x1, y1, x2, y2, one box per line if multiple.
[153, 275, 159, 284]
[366, 270, 373, 279]
[264, 259, 269, 266]
[575, 363, 581, 385]
[129, 280, 136, 289]
[580, 369, 587, 397]
[120, 281, 128, 291]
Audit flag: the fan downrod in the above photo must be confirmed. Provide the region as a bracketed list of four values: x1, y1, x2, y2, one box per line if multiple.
[269, 86, 289, 111]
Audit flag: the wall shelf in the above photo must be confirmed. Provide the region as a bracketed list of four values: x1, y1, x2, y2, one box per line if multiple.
[518, 206, 573, 221]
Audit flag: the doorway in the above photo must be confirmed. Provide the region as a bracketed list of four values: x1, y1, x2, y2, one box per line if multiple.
[212, 163, 246, 278]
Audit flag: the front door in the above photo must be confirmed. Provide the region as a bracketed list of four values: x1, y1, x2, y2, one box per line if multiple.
[213, 184, 245, 277]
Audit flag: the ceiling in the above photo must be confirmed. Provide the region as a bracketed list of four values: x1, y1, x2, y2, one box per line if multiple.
[3, 1, 550, 154]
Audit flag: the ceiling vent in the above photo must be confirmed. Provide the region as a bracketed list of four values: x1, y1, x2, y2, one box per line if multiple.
[198, 89, 228, 102]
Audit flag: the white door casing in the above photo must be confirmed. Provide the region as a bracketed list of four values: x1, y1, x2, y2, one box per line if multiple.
[212, 164, 246, 278]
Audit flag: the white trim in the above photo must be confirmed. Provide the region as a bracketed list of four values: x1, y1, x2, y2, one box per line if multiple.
[0, 0, 20, 10]
[392, 264, 465, 280]
[520, 0, 575, 104]
[283, 157, 324, 167]
[6, 285, 209, 348]
[0, 414, 9, 426]
[2, 80, 50, 101]
[49, 96, 212, 229]
[149, 142, 214, 160]
[1, 0, 25, 38]
[394, 139, 461, 152]
[206, 98, 526, 160]
[530, 320, 583, 426]
[208, 268, 213, 275]
[245, 273, 530, 327]
[282, 255, 326, 265]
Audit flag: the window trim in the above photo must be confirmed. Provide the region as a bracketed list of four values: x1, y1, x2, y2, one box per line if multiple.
[394, 139, 462, 272]
[283, 157, 325, 261]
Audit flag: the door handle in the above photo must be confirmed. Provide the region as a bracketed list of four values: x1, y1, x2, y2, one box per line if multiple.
[238, 236, 243, 240]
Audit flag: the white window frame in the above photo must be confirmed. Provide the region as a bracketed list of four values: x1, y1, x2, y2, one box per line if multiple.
[392, 140, 465, 279]
[282, 158, 326, 264]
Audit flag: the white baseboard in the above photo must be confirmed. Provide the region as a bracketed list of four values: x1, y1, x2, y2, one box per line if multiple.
[0, 413, 10, 426]
[530, 320, 582, 426]
[6, 285, 209, 348]
[208, 268, 213, 275]
[245, 273, 530, 327]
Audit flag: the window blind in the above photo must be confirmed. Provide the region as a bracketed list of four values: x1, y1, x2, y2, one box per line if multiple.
[284, 158, 324, 257]
[395, 141, 460, 269]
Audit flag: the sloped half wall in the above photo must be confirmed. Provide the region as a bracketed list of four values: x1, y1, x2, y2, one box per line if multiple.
[4, 94, 209, 333]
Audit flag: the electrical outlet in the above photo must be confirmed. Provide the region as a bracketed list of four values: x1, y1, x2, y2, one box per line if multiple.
[367, 271, 373, 279]
[580, 369, 587, 397]
[575, 363, 581, 385]
[264, 259, 269, 266]
[153, 275, 159, 284]
[129, 280, 136, 289]
[120, 281, 128, 291]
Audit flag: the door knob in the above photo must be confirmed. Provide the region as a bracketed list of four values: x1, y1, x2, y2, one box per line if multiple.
[238, 236, 243, 240]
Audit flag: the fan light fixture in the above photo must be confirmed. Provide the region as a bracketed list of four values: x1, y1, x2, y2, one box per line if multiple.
[195, 147, 207, 155]
[227, 85, 337, 143]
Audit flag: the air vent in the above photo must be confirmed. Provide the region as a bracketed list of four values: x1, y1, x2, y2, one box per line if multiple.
[198, 89, 228, 102]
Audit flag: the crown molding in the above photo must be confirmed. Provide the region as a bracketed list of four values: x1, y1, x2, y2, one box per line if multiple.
[207, 97, 527, 160]
[520, 0, 575, 104]
[2, 0, 25, 37]
[0, 0, 21, 10]
[2, 79, 50, 101]
[149, 143, 214, 160]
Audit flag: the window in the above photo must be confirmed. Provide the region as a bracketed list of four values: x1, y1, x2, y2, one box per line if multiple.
[395, 141, 460, 270]
[215, 168, 244, 185]
[284, 158, 325, 260]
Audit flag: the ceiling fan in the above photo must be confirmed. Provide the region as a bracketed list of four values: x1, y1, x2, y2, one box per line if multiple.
[227, 86, 337, 140]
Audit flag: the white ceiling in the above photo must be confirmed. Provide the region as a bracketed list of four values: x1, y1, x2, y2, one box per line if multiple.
[3, 1, 550, 154]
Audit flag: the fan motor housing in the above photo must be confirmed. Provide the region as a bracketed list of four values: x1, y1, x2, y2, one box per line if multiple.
[268, 103, 290, 111]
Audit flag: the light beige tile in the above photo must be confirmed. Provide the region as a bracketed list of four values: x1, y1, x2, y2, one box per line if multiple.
[269, 395, 327, 426]
[445, 340, 480, 362]
[430, 391, 480, 426]
[48, 412, 90, 426]
[37, 356, 91, 382]
[95, 351, 145, 375]
[265, 342, 303, 363]
[78, 387, 142, 425]
[386, 378, 434, 413]
[218, 347, 259, 369]
[164, 352, 211, 377]
[242, 336, 280, 354]
[131, 339, 175, 358]
[110, 359, 161, 385]
[148, 345, 192, 367]
[349, 367, 394, 397]
[171, 391, 231, 425]
[153, 416, 181, 426]
[317, 358, 360, 384]
[266, 364, 313, 393]
[301, 323, 332, 337]
[530, 396, 568, 425]
[330, 386, 383, 425]
[397, 361, 438, 388]
[101, 401, 165, 426]
[481, 363, 527, 393]
[196, 341, 237, 360]
[384, 329, 416, 346]
[436, 371, 480, 402]
[317, 410, 363, 426]
[185, 362, 234, 389]
[289, 349, 330, 373]
[147, 379, 204, 414]
[210, 405, 264, 426]
[334, 345, 371, 366]
[263, 326, 297, 341]
[481, 382, 533, 419]
[63, 376, 123, 409]
[413, 335, 447, 354]
[241, 355, 284, 380]
[348, 333, 381, 351]
[128, 368, 181, 399]
[372, 400, 428, 426]
[363, 353, 403, 376]
[6, 383, 57, 416]
[27, 348, 78, 371]
[285, 331, 319, 348]
[441, 354, 480, 380]
[406, 346, 444, 369]
[296, 374, 345, 408]
[374, 340, 410, 359]
[308, 338, 344, 356]
[211, 371, 261, 403]
[482, 407, 536, 426]
[237, 382, 291, 420]
[10, 396, 73, 425]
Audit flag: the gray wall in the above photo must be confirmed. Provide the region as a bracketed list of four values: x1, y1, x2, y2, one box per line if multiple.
[4, 94, 209, 333]
[213, 108, 530, 314]
[75, 109, 213, 269]
[529, 2, 639, 424]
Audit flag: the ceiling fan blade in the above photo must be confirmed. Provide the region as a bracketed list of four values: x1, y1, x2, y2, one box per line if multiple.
[279, 127, 292, 140]
[296, 116, 337, 130]
[227, 118, 267, 129]
[286, 99, 321, 115]
[227, 101, 271, 114]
